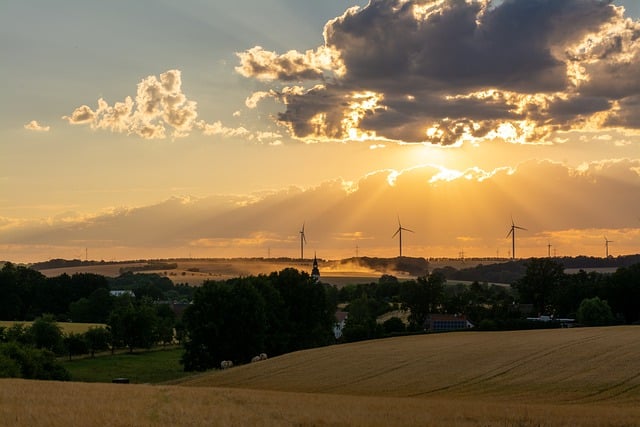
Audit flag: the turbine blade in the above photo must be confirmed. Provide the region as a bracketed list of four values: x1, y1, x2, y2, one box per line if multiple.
[392, 228, 400, 238]
[514, 226, 527, 231]
[506, 229, 513, 238]
[403, 227, 414, 233]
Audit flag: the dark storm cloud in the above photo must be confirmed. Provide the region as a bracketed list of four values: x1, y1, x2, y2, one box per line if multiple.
[238, 0, 640, 144]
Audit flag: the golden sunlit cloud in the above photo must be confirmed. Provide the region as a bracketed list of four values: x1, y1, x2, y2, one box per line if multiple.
[23, 120, 50, 132]
[3, 159, 637, 261]
[62, 70, 283, 143]
[236, 0, 640, 146]
[63, 70, 197, 139]
[235, 45, 344, 82]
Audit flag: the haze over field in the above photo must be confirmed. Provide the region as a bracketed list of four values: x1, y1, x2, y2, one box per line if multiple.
[2, 0, 640, 263]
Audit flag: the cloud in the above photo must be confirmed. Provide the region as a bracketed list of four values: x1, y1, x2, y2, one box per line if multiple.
[2, 159, 639, 260]
[62, 69, 284, 143]
[236, 0, 640, 145]
[235, 45, 342, 82]
[24, 120, 50, 132]
[63, 70, 198, 139]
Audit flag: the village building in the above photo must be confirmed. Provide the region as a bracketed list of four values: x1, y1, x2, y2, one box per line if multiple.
[426, 314, 474, 332]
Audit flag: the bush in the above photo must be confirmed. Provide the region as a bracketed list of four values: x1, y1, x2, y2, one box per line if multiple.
[0, 353, 20, 378]
[0, 342, 70, 380]
[577, 297, 614, 326]
[382, 317, 406, 334]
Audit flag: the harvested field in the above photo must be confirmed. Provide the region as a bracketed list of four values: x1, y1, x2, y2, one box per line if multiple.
[3, 327, 639, 426]
[2, 378, 639, 427]
[0, 321, 105, 335]
[179, 326, 640, 406]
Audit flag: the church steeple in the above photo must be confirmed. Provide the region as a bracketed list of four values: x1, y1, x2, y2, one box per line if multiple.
[311, 252, 320, 282]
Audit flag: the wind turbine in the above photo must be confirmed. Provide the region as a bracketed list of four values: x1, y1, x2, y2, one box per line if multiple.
[392, 216, 414, 258]
[506, 217, 527, 260]
[604, 236, 614, 258]
[299, 223, 307, 260]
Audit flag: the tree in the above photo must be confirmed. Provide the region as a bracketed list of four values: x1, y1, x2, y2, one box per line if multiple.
[83, 326, 111, 358]
[63, 332, 88, 360]
[0, 263, 24, 320]
[269, 268, 336, 351]
[108, 300, 159, 353]
[604, 264, 640, 323]
[155, 304, 176, 347]
[0, 342, 70, 380]
[342, 294, 379, 342]
[577, 297, 614, 326]
[29, 315, 64, 354]
[512, 258, 565, 315]
[382, 316, 406, 334]
[182, 279, 267, 371]
[400, 272, 445, 329]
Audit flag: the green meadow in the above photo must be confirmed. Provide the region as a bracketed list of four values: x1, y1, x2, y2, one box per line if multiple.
[63, 347, 187, 384]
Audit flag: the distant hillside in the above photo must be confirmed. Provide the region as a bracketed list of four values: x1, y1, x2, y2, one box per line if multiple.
[434, 259, 526, 284]
[435, 254, 640, 285]
[335, 256, 430, 276]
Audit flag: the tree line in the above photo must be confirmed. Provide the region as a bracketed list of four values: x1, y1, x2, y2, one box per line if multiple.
[181, 268, 336, 371]
[334, 259, 640, 341]
[0, 263, 193, 323]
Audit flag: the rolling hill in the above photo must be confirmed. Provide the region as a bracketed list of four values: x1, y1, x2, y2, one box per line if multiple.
[178, 326, 640, 405]
[2, 327, 639, 426]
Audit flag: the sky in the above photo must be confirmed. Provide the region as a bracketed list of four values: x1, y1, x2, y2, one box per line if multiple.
[1, 0, 640, 263]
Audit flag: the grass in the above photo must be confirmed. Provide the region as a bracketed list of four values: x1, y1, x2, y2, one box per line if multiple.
[2, 326, 640, 426]
[63, 347, 189, 384]
[0, 321, 105, 334]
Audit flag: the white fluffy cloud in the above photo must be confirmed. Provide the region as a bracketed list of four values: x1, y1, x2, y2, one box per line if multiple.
[63, 70, 198, 139]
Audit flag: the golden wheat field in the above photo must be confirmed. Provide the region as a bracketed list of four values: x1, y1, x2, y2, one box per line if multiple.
[0, 321, 105, 334]
[2, 327, 639, 426]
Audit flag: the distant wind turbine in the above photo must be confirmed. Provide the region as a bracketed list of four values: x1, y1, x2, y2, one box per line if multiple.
[299, 223, 307, 260]
[392, 216, 414, 258]
[604, 236, 614, 258]
[506, 217, 527, 260]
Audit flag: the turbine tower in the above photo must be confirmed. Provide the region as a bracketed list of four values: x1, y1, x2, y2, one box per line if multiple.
[506, 217, 527, 260]
[604, 236, 614, 258]
[299, 223, 307, 260]
[392, 216, 414, 258]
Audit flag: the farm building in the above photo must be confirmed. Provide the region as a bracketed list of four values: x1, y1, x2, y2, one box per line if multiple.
[426, 314, 474, 332]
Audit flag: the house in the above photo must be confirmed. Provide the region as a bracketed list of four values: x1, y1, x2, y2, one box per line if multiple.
[426, 314, 474, 332]
[109, 290, 134, 297]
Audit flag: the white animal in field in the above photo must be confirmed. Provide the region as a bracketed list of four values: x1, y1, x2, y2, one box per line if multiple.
[259, 353, 268, 360]
[251, 355, 261, 363]
[220, 360, 233, 369]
